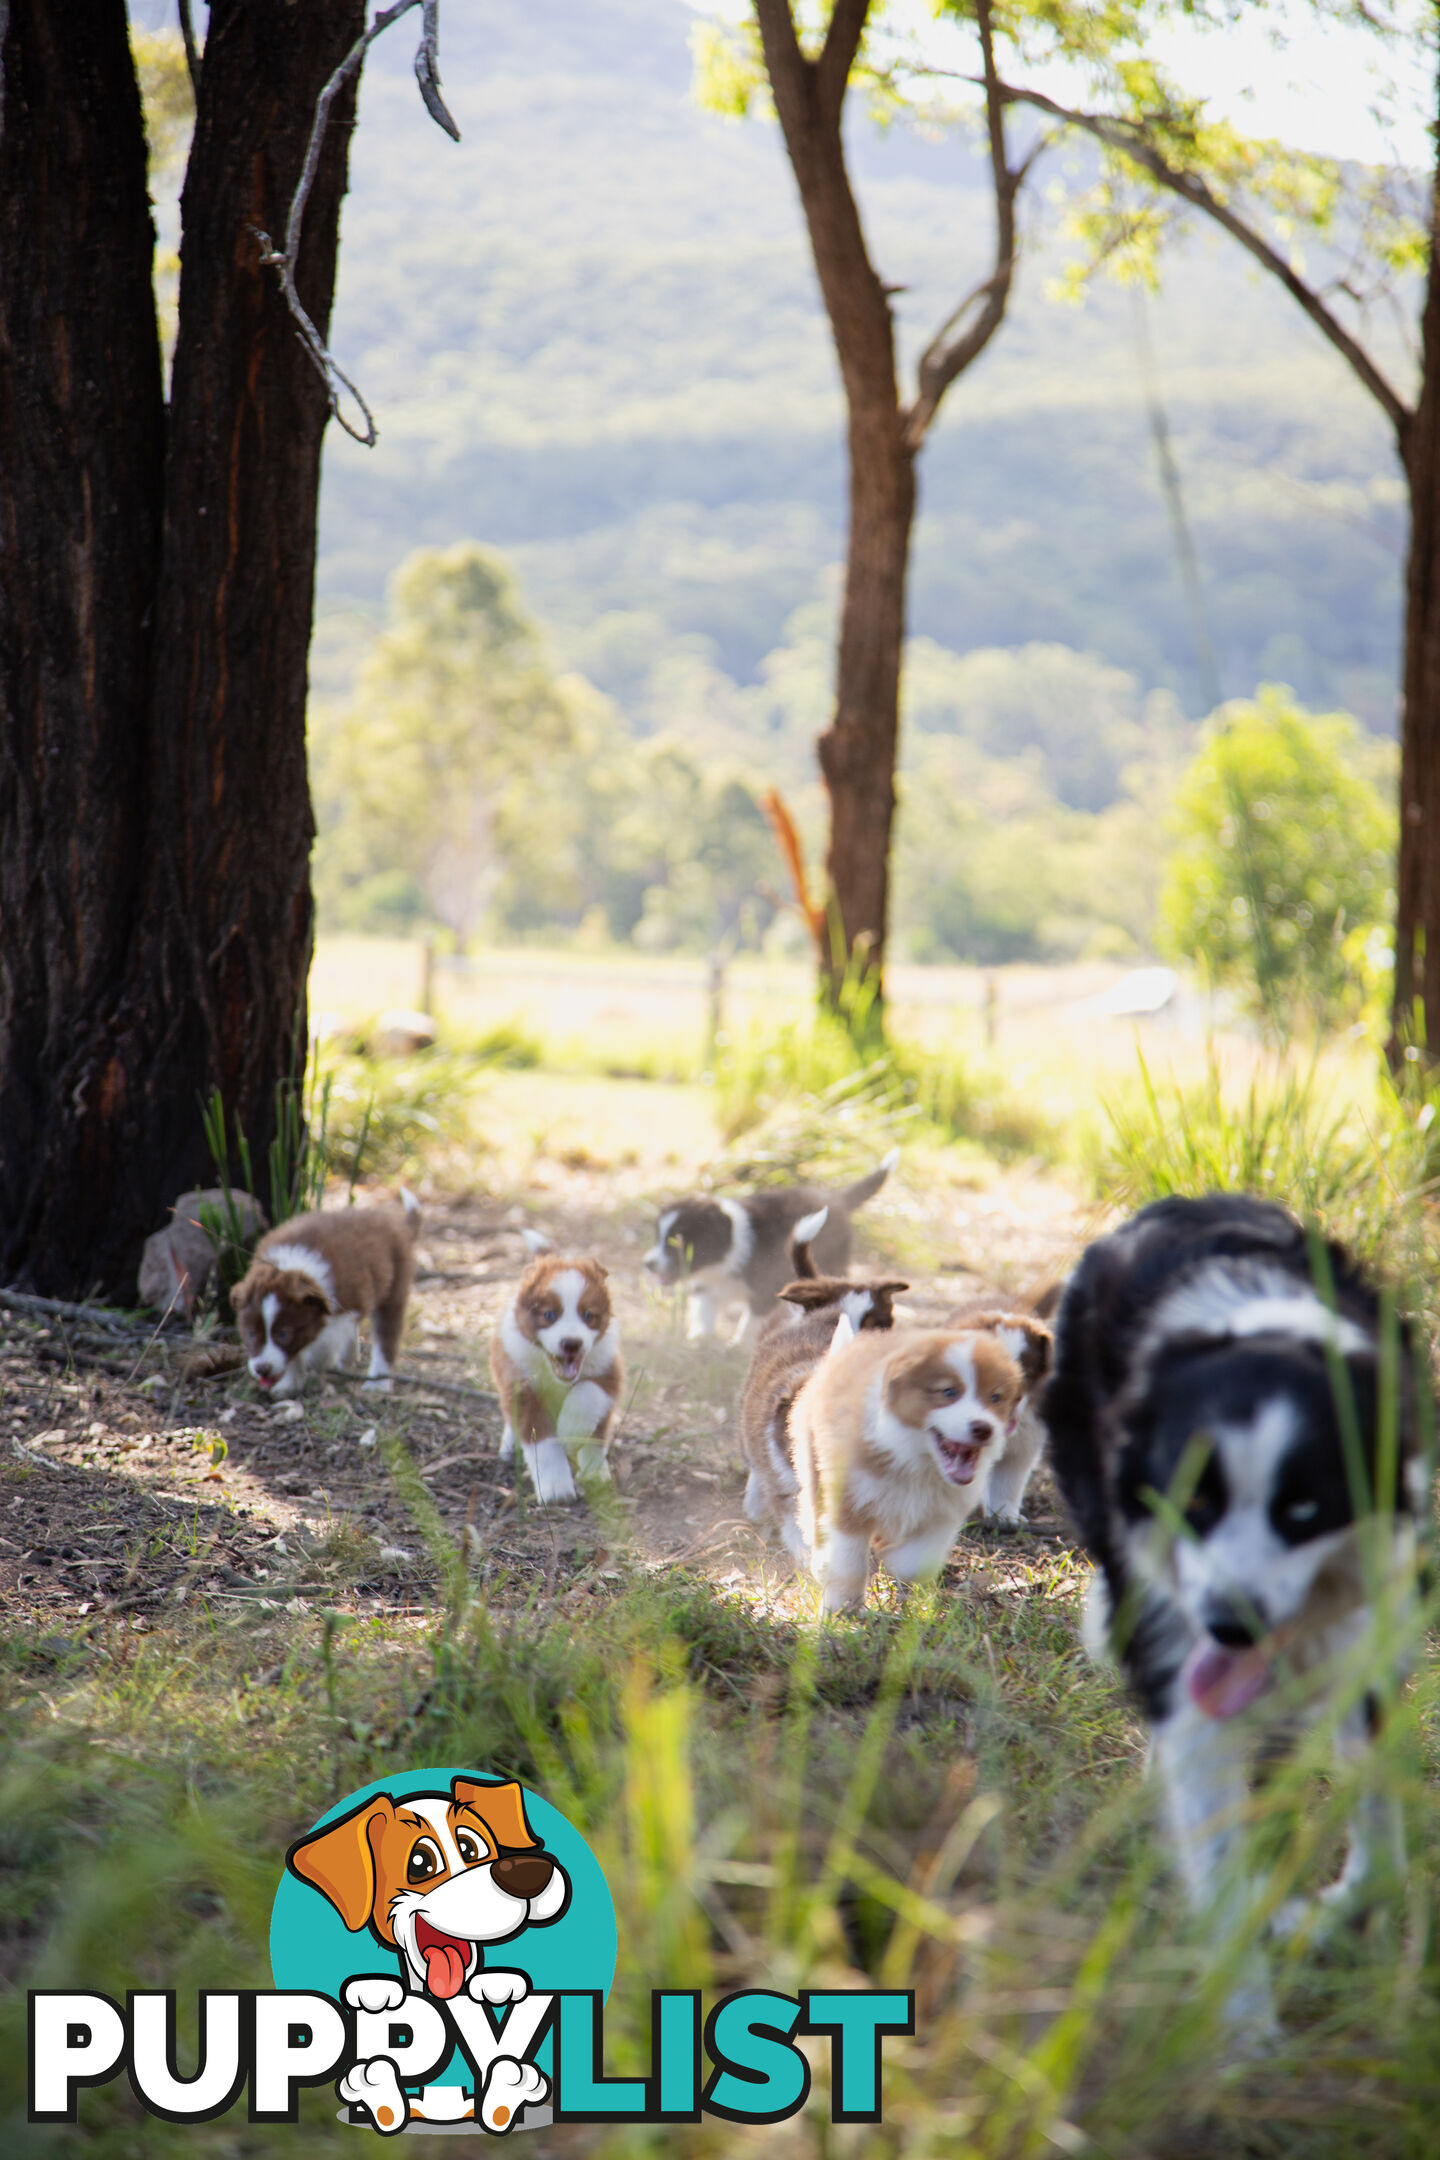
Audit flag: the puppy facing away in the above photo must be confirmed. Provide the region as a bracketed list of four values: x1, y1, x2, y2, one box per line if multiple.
[643, 1149, 898, 1341]
[137, 1188, 269, 1318]
[231, 1191, 420, 1398]
[740, 1207, 910, 1550]
[491, 1253, 623, 1505]
[1043, 1192, 1431, 2035]
[942, 1301, 1053, 1526]
[792, 1316, 1050, 1613]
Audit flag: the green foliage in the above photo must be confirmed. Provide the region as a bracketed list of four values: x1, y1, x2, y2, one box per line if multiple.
[1158, 687, 1395, 1031]
[1099, 1047, 1439, 1311]
[130, 27, 193, 181]
[313, 547, 782, 958]
[199, 1056, 339, 1301]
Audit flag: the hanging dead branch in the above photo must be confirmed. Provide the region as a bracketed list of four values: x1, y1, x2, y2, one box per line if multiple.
[251, 0, 460, 446]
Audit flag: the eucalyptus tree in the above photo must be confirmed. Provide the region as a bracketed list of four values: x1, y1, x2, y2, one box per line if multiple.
[0, 0, 456, 1295]
[700, 0, 1145, 1024]
[967, 4, 1437, 1058]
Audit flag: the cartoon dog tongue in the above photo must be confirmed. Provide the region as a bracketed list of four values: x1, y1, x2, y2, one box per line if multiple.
[419, 1927, 470, 1999]
[1184, 1638, 1271, 1720]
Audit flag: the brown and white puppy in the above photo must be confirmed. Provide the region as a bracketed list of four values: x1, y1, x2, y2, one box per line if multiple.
[791, 1315, 1051, 1614]
[643, 1150, 898, 1341]
[137, 1187, 268, 1318]
[288, 1776, 565, 2132]
[942, 1301, 1053, 1527]
[231, 1191, 420, 1398]
[491, 1253, 623, 1505]
[740, 1207, 910, 1551]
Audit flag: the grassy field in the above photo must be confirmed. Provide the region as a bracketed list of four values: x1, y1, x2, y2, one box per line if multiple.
[2, 995, 1437, 2156]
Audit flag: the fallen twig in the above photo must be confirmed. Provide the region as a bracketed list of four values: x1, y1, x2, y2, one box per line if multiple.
[0, 1286, 145, 1334]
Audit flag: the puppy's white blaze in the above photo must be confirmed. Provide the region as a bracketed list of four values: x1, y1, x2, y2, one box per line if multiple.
[718, 1199, 755, 1273]
[994, 1324, 1032, 1368]
[1163, 1398, 1353, 1633]
[401, 1186, 421, 1218]
[259, 1242, 337, 1307]
[644, 1209, 679, 1273]
[880, 1146, 900, 1173]
[838, 1288, 875, 1327]
[1150, 1263, 1372, 1361]
[792, 1206, 829, 1246]
[828, 1310, 858, 1355]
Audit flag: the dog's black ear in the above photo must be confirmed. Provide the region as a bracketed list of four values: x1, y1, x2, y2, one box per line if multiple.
[875, 1280, 910, 1299]
[989, 1314, 1052, 1386]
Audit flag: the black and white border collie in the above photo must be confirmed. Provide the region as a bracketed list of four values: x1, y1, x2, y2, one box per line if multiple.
[1044, 1193, 1431, 2034]
[642, 1150, 898, 1341]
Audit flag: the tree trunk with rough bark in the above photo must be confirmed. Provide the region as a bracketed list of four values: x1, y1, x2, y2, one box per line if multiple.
[0, 0, 363, 1297]
[1394, 134, 1440, 1062]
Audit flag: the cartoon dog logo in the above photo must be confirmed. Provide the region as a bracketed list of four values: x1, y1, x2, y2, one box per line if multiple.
[287, 1776, 570, 2133]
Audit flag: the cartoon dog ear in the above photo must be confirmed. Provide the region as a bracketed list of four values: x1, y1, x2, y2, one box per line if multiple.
[287, 1795, 395, 1930]
[452, 1777, 539, 1852]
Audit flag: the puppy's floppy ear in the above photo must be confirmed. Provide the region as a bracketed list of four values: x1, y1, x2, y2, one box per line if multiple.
[875, 1280, 910, 1299]
[288, 1795, 395, 1930]
[452, 1777, 539, 1852]
[780, 1279, 838, 1310]
[995, 1315, 1052, 1387]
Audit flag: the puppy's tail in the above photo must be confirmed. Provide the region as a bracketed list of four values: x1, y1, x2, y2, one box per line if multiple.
[837, 1146, 899, 1215]
[399, 1186, 423, 1237]
[788, 1205, 829, 1281]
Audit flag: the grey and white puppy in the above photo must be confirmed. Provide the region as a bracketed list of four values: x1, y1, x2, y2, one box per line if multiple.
[642, 1149, 898, 1341]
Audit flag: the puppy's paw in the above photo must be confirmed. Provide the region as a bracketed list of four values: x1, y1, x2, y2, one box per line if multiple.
[339, 2057, 409, 2134]
[363, 1374, 394, 1395]
[343, 1974, 407, 2015]
[468, 1969, 530, 2006]
[481, 2056, 548, 2132]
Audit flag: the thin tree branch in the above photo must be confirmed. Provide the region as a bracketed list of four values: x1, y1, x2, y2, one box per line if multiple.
[251, 0, 460, 448]
[904, 0, 1021, 449]
[178, 0, 202, 99]
[991, 75, 1415, 443]
[816, 0, 872, 127]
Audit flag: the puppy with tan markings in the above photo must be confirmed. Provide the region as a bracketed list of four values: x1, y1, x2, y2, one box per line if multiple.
[740, 1206, 909, 1551]
[232, 1191, 420, 1398]
[288, 1775, 566, 2132]
[491, 1252, 623, 1504]
[942, 1301, 1054, 1527]
[792, 1314, 1051, 1613]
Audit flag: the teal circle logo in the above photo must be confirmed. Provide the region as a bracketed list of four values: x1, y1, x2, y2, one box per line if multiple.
[271, 1767, 616, 2099]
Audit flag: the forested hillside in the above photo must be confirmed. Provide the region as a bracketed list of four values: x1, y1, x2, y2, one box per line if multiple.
[299, 0, 1408, 730]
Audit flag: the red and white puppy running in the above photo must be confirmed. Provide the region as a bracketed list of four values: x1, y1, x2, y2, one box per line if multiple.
[232, 1192, 421, 1398]
[791, 1314, 1051, 1613]
[491, 1252, 623, 1504]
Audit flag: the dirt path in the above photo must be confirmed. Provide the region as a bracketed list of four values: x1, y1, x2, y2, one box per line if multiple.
[0, 1143, 1097, 1639]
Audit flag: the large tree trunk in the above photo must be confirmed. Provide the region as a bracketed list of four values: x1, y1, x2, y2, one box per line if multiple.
[0, 0, 166, 1289]
[755, 0, 912, 1027]
[0, 0, 364, 1297]
[821, 402, 915, 1018]
[1393, 118, 1440, 1063]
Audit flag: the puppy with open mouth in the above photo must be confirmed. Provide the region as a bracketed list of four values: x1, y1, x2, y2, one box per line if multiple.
[288, 1776, 567, 2132]
[490, 1251, 623, 1504]
[791, 1315, 1050, 1613]
[1044, 1192, 1432, 2038]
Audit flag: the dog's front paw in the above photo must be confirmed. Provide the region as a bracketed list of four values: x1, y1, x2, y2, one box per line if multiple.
[468, 1969, 530, 2006]
[363, 1374, 394, 1395]
[343, 1974, 407, 2015]
[339, 2057, 409, 2134]
[481, 2056, 547, 2132]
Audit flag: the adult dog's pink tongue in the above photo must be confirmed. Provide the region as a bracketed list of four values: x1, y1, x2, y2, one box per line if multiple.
[423, 1942, 468, 1999]
[1185, 1640, 1271, 1719]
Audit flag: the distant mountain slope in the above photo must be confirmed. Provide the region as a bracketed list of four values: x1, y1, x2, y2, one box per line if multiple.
[139, 1, 1412, 725]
